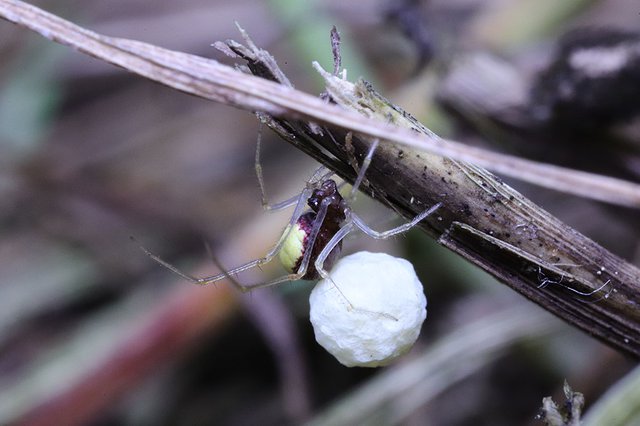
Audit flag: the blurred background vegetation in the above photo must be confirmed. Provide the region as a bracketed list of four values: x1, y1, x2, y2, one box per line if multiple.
[1, 0, 639, 425]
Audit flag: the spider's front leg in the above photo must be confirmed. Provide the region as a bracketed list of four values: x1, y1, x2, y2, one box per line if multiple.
[351, 202, 443, 240]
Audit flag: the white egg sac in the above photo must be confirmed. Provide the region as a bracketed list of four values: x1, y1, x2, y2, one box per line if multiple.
[309, 251, 427, 367]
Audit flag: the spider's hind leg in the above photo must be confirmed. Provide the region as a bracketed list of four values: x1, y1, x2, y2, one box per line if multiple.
[134, 220, 307, 292]
[133, 175, 317, 291]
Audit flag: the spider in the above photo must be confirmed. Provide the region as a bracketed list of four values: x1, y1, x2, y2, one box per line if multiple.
[136, 135, 441, 295]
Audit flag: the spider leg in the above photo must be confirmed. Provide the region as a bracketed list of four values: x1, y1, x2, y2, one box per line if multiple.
[225, 272, 308, 293]
[314, 223, 354, 281]
[308, 166, 334, 187]
[349, 138, 379, 201]
[290, 195, 332, 278]
[312, 222, 359, 311]
[254, 128, 305, 212]
[135, 226, 303, 290]
[133, 237, 204, 283]
[256, 126, 335, 212]
[134, 184, 316, 288]
[262, 192, 306, 212]
[351, 202, 442, 239]
[313, 221, 398, 321]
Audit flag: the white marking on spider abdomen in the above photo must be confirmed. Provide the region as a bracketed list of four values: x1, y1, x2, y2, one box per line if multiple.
[279, 223, 307, 273]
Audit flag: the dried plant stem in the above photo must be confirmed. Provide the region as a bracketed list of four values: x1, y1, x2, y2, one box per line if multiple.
[1, 0, 639, 207]
[1, 0, 639, 356]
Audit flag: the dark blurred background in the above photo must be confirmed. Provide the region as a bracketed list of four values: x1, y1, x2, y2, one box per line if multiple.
[1, 0, 639, 425]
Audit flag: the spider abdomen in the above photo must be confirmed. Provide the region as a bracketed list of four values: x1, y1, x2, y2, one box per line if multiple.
[279, 213, 312, 274]
[279, 212, 342, 280]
